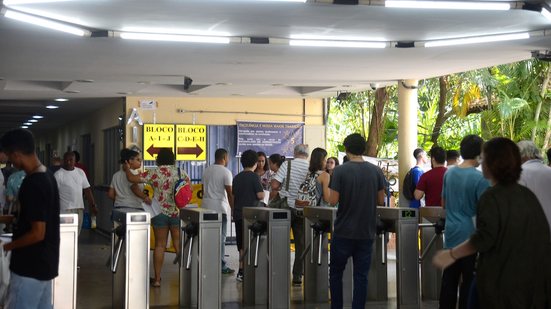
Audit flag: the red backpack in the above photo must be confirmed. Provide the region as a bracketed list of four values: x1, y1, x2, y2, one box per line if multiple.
[174, 168, 192, 209]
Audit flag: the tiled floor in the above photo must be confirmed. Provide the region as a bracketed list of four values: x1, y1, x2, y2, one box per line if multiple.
[76, 229, 438, 308]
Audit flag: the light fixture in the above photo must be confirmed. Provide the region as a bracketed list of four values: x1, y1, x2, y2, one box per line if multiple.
[289, 39, 387, 48]
[4, 0, 71, 5]
[542, 7, 551, 21]
[20, 126, 28, 128]
[3, 9, 91, 36]
[118, 32, 231, 44]
[385, 1, 510, 10]
[46, 105, 59, 109]
[28, 119, 38, 122]
[32, 115, 44, 119]
[424, 32, 529, 47]
[23, 122, 32, 126]
[54, 98, 68, 102]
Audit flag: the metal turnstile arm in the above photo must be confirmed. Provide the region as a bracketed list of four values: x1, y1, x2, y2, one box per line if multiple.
[186, 235, 194, 270]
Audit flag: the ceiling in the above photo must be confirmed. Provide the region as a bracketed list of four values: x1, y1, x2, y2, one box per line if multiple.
[1, 0, 551, 134]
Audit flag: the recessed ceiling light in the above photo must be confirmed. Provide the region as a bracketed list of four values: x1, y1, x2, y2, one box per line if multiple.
[46, 105, 59, 109]
[28, 119, 38, 123]
[23, 122, 32, 125]
[54, 98, 68, 102]
[32, 115, 44, 119]
[64, 90, 80, 93]
[20, 126, 28, 129]
[75, 79, 94, 83]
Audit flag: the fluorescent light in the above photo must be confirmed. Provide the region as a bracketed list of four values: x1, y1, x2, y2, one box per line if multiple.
[424, 32, 529, 47]
[46, 105, 59, 109]
[54, 98, 68, 102]
[542, 7, 551, 21]
[23, 122, 32, 125]
[385, 1, 510, 10]
[289, 39, 387, 48]
[20, 126, 28, 129]
[119, 32, 231, 44]
[28, 119, 38, 122]
[3, 10, 90, 36]
[32, 115, 44, 119]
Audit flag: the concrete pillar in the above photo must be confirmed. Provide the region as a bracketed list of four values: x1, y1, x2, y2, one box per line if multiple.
[398, 79, 419, 207]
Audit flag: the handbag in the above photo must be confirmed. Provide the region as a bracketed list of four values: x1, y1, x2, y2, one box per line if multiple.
[268, 160, 291, 209]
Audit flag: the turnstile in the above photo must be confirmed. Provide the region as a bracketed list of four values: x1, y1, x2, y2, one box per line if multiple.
[368, 207, 420, 308]
[111, 208, 150, 309]
[303, 206, 337, 303]
[242, 207, 290, 309]
[52, 214, 78, 309]
[419, 206, 445, 301]
[179, 207, 222, 309]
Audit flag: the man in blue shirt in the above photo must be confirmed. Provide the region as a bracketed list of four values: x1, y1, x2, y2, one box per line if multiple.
[410, 148, 428, 208]
[440, 135, 489, 309]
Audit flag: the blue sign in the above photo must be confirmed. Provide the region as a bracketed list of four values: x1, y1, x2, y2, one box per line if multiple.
[236, 121, 304, 158]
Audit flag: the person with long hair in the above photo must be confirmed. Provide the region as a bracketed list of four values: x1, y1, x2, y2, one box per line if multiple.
[326, 156, 339, 176]
[108, 148, 148, 209]
[296, 147, 331, 207]
[255, 151, 272, 191]
[433, 137, 551, 308]
[125, 148, 189, 288]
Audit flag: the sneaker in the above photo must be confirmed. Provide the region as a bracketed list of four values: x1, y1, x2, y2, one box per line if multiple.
[236, 270, 244, 282]
[222, 267, 235, 274]
[292, 276, 302, 286]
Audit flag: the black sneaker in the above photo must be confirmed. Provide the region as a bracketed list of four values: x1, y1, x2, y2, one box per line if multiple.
[236, 270, 244, 282]
[292, 279, 302, 286]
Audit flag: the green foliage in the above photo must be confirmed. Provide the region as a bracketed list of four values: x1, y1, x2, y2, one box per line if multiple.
[326, 59, 551, 155]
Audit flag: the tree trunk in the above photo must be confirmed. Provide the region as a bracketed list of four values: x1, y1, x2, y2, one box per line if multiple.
[532, 65, 551, 141]
[543, 107, 551, 150]
[365, 88, 388, 157]
[430, 76, 452, 146]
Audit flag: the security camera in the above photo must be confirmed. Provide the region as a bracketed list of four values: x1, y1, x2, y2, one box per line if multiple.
[532, 50, 551, 62]
[369, 83, 378, 90]
[183, 76, 193, 91]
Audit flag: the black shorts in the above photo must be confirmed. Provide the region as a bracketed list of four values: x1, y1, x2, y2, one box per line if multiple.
[234, 219, 243, 251]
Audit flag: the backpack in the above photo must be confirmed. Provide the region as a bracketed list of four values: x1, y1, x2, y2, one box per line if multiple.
[296, 171, 322, 207]
[402, 168, 416, 201]
[174, 167, 192, 209]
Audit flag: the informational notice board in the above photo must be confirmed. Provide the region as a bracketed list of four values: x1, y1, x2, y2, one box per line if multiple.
[236, 121, 304, 158]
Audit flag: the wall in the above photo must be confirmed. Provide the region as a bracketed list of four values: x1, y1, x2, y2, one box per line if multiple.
[35, 100, 124, 185]
[125, 96, 326, 151]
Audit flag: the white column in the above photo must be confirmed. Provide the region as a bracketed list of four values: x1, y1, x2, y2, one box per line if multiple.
[398, 79, 419, 207]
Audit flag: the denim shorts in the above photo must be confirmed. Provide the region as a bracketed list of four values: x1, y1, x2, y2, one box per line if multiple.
[151, 213, 180, 228]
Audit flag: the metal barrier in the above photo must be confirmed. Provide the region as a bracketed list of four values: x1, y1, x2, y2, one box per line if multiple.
[303, 206, 337, 303]
[419, 206, 445, 301]
[368, 207, 420, 308]
[179, 207, 222, 309]
[111, 208, 150, 309]
[52, 214, 78, 309]
[242, 207, 290, 309]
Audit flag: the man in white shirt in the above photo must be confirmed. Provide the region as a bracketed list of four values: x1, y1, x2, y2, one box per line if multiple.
[517, 141, 551, 237]
[271, 144, 310, 285]
[201, 148, 234, 274]
[54, 151, 97, 233]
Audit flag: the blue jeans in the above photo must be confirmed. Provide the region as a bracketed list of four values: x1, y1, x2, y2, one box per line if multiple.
[329, 236, 374, 309]
[221, 214, 228, 268]
[6, 272, 53, 309]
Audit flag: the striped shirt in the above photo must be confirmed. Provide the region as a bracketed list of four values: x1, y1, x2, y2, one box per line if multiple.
[273, 158, 309, 209]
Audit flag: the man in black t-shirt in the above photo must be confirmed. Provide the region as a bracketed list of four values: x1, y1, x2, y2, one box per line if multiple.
[232, 150, 264, 282]
[0, 129, 60, 309]
[328, 133, 385, 309]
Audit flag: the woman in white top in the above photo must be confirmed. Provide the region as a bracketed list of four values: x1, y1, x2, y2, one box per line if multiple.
[108, 149, 149, 208]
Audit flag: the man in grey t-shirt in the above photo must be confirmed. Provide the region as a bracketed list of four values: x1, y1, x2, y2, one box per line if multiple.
[328, 133, 385, 309]
[271, 144, 310, 285]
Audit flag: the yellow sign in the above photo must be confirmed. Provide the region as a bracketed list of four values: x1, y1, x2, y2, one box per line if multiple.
[175, 125, 207, 161]
[143, 124, 175, 161]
